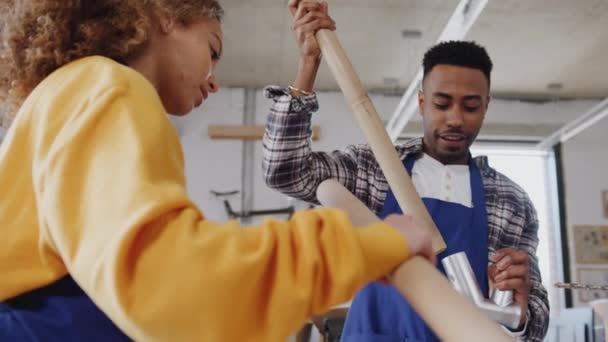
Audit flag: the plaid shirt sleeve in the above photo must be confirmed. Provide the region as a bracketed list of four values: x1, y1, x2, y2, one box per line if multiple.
[262, 86, 373, 206]
[486, 170, 550, 342]
[519, 195, 550, 341]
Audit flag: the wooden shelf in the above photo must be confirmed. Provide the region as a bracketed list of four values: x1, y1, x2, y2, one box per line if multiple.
[208, 125, 321, 141]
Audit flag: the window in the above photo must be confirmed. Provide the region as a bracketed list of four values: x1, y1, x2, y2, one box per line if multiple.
[472, 143, 561, 313]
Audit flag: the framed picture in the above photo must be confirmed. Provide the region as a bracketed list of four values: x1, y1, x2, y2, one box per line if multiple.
[577, 268, 608, 303]
[573, 225, 608, 264]
[603, 190, 608, 219]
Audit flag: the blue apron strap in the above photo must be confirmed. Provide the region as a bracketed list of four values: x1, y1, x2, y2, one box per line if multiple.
[343, 155, 491, 342]
[468, 158, 490, 296]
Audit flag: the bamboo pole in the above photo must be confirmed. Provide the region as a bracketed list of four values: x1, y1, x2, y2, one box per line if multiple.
[308, 3, 446, 253]
[316, 180, 513, 341]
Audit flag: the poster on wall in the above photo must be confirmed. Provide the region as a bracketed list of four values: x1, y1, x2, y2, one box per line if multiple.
[603, 190, 608, 219]
[573, 225, 608, 264]
[577, 268, 608, 303]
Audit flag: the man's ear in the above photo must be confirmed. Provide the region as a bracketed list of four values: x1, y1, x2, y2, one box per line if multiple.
[418, 89, 425, 117]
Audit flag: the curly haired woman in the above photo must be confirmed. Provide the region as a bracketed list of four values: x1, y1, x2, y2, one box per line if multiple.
[0, 1, 434, 341]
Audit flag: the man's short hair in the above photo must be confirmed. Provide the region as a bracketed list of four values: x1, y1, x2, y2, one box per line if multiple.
[422, 40, 493, 86]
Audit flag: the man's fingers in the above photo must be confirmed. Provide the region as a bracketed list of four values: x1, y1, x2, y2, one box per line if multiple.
[494, 265, 528, 282]
[295, 19, 335, 38]
[288, 0, 301, 17]
[488, 263, 498, 278]
[493, 249, 529, 271]
[510, 250, 529, 264]
[494, 278, 528, 292]
[293, 1, 323, 20]
[294, 10, 331, 28]
[496, 254, 512, 270]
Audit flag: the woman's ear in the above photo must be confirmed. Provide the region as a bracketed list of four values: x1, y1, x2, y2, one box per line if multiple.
[160, 18, 174, 34]
[156, 10, 175, 34]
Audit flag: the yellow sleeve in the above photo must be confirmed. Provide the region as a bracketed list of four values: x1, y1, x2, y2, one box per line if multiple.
[35, 85, 409, 341]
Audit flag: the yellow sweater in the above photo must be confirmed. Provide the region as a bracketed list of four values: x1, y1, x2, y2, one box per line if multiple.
[0, 56, 409, 341]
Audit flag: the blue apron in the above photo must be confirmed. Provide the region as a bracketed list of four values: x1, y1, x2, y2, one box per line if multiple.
[341, 155, 489, 342]
[0, 275, 131, 341]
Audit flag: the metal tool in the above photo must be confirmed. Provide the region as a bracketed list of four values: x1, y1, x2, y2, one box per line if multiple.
[491, 287, 514, 308]
[442, 252, 522, 330]
[555, 282, 608, 291]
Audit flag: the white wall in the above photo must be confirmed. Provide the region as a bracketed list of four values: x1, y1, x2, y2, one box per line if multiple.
[561, 115, 608, 307]
[482, 98, 599, 126]
[172, 88, 245, 222]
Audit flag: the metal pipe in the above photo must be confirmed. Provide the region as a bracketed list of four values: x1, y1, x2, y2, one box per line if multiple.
[442, 252, 522, 330]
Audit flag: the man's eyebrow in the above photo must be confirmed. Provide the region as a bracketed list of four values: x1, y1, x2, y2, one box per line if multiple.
[432, 93, 483, 101]
[463, 95, 483, 101]
[433, 92, 452, 100]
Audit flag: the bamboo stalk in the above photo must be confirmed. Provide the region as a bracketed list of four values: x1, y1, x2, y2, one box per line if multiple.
[313, 23, 446, 253]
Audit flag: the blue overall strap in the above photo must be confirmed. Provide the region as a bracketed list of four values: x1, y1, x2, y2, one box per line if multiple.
[379, 154, 489, 289]
[341, 154, 489, 342]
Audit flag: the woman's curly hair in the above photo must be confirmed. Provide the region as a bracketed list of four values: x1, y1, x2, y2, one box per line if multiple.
[0, 0, 223, 127]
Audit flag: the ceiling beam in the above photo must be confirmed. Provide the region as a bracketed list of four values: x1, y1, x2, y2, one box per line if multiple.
[536, 98, 608, 150]
[399, 122, 563, 142]
[385, 0, 489, 141]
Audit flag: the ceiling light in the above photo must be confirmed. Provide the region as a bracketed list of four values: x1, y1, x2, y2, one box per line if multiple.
[401, 30, 422, 39]
[382, 77, 400, 88]
[546, 82, 563, 91]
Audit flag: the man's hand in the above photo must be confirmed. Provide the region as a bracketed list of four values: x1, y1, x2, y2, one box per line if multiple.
[288, 0, 336, 59]
[489, 248, 531, 328]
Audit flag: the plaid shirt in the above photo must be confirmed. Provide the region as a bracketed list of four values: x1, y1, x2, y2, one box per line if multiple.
[261, 86, 549, 342]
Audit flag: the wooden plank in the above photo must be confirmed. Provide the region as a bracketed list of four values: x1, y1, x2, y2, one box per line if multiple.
[208, 125, 320, 141]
